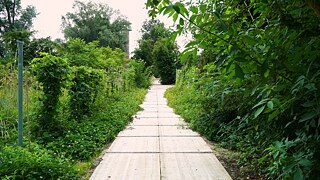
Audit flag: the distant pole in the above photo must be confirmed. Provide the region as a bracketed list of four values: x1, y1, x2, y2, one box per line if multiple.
[17, 40, 24, 146]
[126, 28, 131, 59]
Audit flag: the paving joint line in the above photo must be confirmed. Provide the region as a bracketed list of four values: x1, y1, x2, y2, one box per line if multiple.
[106, 152, 213, 154]
[117, 135, 200, 137]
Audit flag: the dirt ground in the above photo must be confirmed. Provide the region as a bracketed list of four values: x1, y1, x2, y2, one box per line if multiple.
[205, 138, 265, 180]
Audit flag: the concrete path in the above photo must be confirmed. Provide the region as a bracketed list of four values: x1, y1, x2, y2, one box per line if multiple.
[90, 80, 232, 180]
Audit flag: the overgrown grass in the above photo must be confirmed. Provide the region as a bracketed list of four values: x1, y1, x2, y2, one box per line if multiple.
[0, 71, 147, 179]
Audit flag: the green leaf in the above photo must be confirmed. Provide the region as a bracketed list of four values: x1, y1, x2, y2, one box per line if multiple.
[293, 168, 303, 180]
[271, 98, 281, 106]
[267, 101, 274, 110]
[152, 0, 159, 6]
[190, 6, 198, 14]
[254, 105, 265, 118]
[185, 41, 198, 48]
[173, 4, 180, 14]
[299, 159, 312, 167]
[235, 63, 244, 79]
[173, 13, 179, 22]
[200, 4, 206, 13]
[163, 6, 172, 15]
[213, 11, 221, 19]
[179, 18, 185, 26]
[302, 101, 316, 107]
[175, 2, 188, 16]
[243, 35, 257, 45]
[304, 83, 316, 91]
[299, 111, 318, 123]
[190, 15, 197, 23]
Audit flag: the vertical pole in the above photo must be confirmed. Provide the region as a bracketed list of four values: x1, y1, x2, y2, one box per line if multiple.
[17, 40, 24, 146]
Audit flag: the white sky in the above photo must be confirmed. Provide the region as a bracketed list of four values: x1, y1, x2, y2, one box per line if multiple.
[21, 0, 177, 55]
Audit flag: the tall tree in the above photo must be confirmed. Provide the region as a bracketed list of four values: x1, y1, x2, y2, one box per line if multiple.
[153, 38, 178, 84]
[62, 0, 131, 52]
[133, 19, 170, 68]
[0, 0, 36, 58]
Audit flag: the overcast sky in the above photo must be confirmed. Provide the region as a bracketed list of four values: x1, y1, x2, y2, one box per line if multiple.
[21, 0, 176, 55]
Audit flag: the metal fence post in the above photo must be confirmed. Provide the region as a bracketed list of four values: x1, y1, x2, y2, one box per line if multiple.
[17, 40, 24, 146]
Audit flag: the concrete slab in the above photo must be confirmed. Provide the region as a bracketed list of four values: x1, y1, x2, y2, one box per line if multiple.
[160, 137, 212, 153]
[142, 107, 158, 112]
[158, 105, 169, 109]
[142, 102, 158, 105]
[140, 104, 158, 109]
[131, 118, 158, 126]
[118, 126, 159, 137]
[157, 102, 168, 105]
[158, 108, 174, 113]
[136, 112, 158, 118]
[160, 153, 232, 180]
[108, 137, 159, 153]
[158, 118, 187, 126]
[158, 113, 180, 118]
[159, 126, 199, 137]
[90, 153, 160, 180]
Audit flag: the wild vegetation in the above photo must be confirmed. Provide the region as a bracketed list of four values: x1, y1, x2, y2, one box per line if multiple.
[147, 0, 320, 178]
[62, 0, 131, 52]
[133, 20, 179, 84]
[0, 1, 151, 179]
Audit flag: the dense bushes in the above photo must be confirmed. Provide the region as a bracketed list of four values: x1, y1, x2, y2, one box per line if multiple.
[149, 0, 320, 178]
[32, 53, 70, 133]
[153, 38, 178, 85]
[69, 66, 103, 119]
[0, 145, 79, 179]
[0, 38, 151, 178]
[166, 64, 320, 178]
[128, 60, 152, 88]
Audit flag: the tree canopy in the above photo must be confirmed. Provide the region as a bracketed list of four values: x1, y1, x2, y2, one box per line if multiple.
[62, 0, 131, 52]
[133, 19, 178, 83]
[0, 0, 36, 57]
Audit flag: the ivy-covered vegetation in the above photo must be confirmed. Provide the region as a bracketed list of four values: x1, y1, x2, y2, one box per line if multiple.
[0, 1, 151, 178]
[147, 0, 320, 179]
[0, 39, 150, 178]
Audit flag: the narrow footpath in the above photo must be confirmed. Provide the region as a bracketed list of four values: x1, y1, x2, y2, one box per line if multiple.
[90, 80, 231, 180]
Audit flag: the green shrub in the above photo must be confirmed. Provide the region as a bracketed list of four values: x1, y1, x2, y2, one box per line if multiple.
[44, 89, 146, 161]
[0, 145, 79, 179]
[31, 53, 70, 133]
[166, 64, 320, 178]
[128, 59, 152, 88]
[153, 38, 178, 85]
[69, 66, 103, 119]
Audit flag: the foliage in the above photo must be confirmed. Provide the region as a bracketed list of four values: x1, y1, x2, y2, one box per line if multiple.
[61, 38, 126, 69]
[0, 144, 78, 179]
[152, 0, 320, 178]
[133, 19, 172, 76]
[1, 33, 151, 178]
[44, 89, 146, 161]
[0, 0, 36, 57]
[24, 37, 59, 65]
[69, 66, 103, 119]
[128, 59, 152, 89]
[153, 38, 178, 84]
[31, 53, 70, 133]
[132, 39, 154, 67]
[62, 0, 131, 52]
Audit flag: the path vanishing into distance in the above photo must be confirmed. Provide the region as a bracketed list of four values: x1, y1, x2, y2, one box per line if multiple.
[90, 79, 231, 180]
